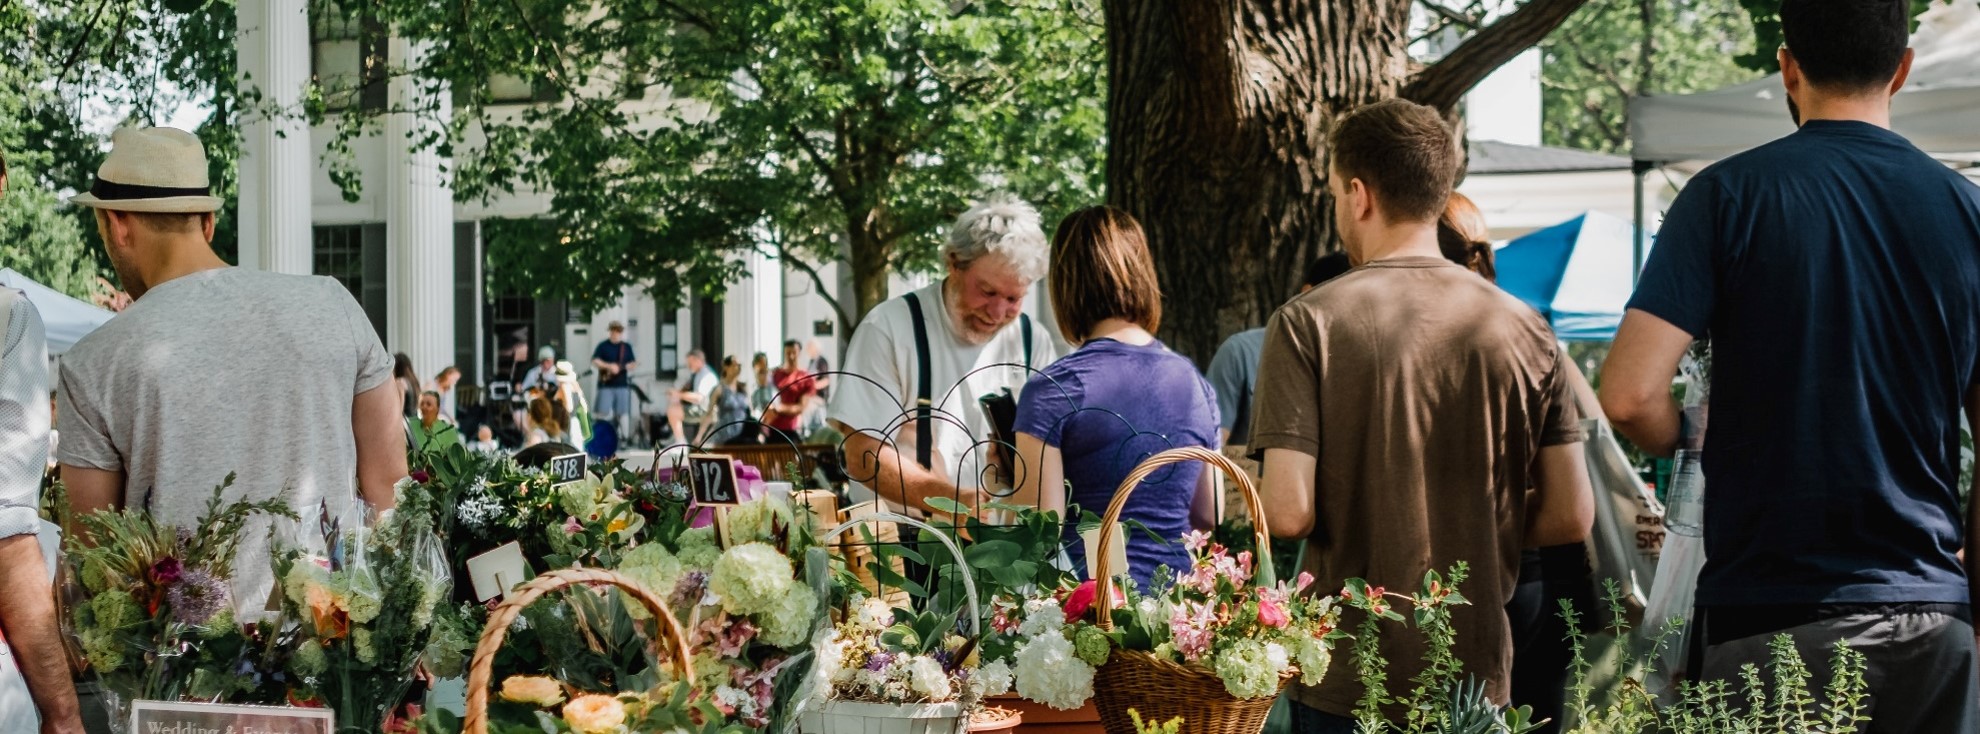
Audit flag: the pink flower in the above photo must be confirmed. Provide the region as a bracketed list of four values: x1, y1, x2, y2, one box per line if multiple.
[563, 517, 583, 534]
[1168, 600, 1217, 661]
[1257, 590, 1290, 629]
[991, 600, 1020, 634]
[1294, 571, 1315, 594]
[1182, 530, 1212, 552]
[1064, 580, 1099, 621]
[715, 619, 759, 658]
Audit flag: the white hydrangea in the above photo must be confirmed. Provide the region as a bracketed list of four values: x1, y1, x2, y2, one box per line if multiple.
[974, 660, 1014, 698]
[1018, 599, 1066, 639]
[1012, 630, 1094, 710]
[1292, 634, 1333, 687]
[908, 656, 954, 701]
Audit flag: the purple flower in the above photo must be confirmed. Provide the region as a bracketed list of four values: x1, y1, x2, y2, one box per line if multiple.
[150, 557, 184, 586]
[865, 652, 895, 672]
[168, 569, 228, 626]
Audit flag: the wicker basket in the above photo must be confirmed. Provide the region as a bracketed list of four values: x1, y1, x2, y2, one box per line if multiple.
[463, 568, 694, 734]
[1090, 446, 1286, 734]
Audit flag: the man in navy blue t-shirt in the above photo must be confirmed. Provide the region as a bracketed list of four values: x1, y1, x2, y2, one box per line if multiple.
[1601, 1, 1980, 728]
[590, 321, 637, 436]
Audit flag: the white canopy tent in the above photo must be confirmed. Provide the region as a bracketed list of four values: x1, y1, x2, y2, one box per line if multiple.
[0, 268, 115, 355]
[1625, 1, 1980, 276]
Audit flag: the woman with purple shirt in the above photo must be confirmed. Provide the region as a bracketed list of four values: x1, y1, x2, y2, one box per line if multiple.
[1012, 206, 1223, 587]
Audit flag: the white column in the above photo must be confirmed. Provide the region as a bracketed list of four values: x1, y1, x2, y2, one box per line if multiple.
[236, 0, 313, 274]
[722, 248, 784, 363]
[384, 37, 456, 379]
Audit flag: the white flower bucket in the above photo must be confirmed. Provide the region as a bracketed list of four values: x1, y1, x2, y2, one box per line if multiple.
[798, 699, 966, 734]
[793, 512, 982, 734]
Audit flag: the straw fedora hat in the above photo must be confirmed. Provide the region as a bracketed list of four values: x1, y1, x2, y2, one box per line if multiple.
[69, 127, 224, 214]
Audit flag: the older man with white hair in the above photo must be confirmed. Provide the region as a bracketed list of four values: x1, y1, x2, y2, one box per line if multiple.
[830, 194, 1058, 517]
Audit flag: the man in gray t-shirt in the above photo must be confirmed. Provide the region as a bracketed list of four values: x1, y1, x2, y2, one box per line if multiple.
[58, 127, 407, 613]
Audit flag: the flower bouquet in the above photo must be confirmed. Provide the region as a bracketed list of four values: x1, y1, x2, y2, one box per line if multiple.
[64, 476, 300, 730]
[799, 511, 985, 734]
[431, 568, 740, 734]
[1074, 447, 1341, 734]
[274, 478, 452, 733]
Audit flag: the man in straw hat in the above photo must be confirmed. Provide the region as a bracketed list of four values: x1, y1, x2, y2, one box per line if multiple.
[57, 127, 407, 616]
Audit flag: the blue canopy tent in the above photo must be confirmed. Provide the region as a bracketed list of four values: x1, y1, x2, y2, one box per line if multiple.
[1495, 211, 1644, 341]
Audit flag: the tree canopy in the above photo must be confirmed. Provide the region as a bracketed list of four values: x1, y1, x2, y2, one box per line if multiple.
[330, 0, 1105, 326]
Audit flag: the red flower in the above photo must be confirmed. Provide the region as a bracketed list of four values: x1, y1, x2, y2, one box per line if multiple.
[410, 470, 431, 484]
[1063, 580, 1100, 620]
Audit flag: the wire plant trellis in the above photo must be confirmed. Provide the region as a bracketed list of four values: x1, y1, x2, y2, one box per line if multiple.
[649, 360, 1237, 614]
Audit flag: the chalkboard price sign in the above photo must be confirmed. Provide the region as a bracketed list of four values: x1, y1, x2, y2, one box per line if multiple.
[549, 452, 589, 485]
[131, 700, 333, 734]
[686, 454, 741, 506]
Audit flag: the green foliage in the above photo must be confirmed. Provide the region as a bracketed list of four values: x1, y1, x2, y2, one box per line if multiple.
[1540, 0, 1761, 153]
[1733, 0, 1943, 73]
[10, 0, 243, 266]
[1127, 709, 1184, 734]
[337, 0, 1104, 321]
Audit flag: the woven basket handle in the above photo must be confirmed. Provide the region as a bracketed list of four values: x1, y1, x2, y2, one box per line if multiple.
[1093, 446, 1272, 631]
[464, 568, 695, 734]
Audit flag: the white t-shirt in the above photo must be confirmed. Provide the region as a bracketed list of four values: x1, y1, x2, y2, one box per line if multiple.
[57, 268, 393, 615]
[677, 367, 718, 421]
[829, 281, 1056, 510]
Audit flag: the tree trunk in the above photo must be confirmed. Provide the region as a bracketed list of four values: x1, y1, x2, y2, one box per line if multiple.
[1106, 0, 1412, 367]
[848, 221, 892, 325]
[1108, 0, 1588, 366]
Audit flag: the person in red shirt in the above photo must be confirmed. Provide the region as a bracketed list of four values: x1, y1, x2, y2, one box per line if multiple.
[766, 339, 816, 440]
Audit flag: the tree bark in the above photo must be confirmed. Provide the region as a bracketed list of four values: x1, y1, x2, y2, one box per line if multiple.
[1109, 0, 1586, 366]
[848, 218, 892, 325]
[1106, 0, 1411, 366]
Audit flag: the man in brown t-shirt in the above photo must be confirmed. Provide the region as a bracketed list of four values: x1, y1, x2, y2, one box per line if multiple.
[1251, 100, 1593, 731]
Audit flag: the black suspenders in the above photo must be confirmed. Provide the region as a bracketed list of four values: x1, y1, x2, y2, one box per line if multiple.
[901, 291, 1033, 471]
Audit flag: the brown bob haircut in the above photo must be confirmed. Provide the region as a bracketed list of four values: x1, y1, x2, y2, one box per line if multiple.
[1329, 99, 1460, 224]
[1049, 206, 1163, 343]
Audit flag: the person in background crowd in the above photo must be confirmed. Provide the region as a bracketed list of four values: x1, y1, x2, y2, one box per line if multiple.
[467, 424, 501, 455]
[766, 340, 816, 443]
[521, 346, 557, 397]
[59, 129, 406, 714]
[1013, 206, 1220, 586]
[666, 350, 718, 446]
[1251, 101, 1592, 732]
[701, 356, 752, 446]
[409, 390, 461, 452]
[805, 338, 832, 401]
[432, 366, 461, 424]
[524, 396, 564, 448]
[1601, 2, 1980, 728]
[0, 147, 85, 734]
[1203, 252, 1351, 518]
[747, 352, 774, 444]
[590, 321, 637, 436]
[1440, 190, 1597, 734]
[803, 338, 832, 436]
[830, 194, 1058, 517]
[393, 352, 419, 419]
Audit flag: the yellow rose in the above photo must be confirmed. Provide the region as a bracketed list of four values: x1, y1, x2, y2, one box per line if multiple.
[498, 675, 566, 708]
[562, 694, 628, 734]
